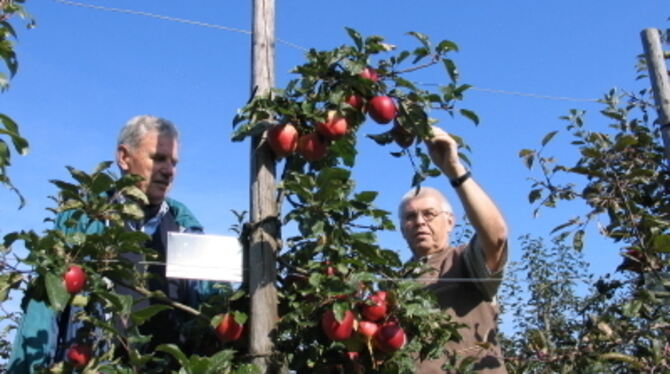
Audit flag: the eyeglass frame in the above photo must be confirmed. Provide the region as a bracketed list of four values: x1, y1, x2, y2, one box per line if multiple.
[402, 209, 451, 225]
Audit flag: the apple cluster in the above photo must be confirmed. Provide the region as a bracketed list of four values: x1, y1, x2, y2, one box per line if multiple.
[320, 289, 407, 363]
[265, 67, 415, 162]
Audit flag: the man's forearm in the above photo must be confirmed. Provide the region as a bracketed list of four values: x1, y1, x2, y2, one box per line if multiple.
[451, 171, 508, 272]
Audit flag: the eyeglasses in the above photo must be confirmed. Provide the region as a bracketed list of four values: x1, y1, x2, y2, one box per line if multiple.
[403, 209, 448, 224]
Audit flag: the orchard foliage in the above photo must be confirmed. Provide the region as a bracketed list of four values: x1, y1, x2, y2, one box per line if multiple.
[2, 163, 257, 373]
[512, 79, 670, 371]
[0, 0, 31, 206]
[233, 29, 478, 372]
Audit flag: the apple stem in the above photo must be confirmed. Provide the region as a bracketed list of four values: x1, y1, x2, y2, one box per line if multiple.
[367, 340, 377, 370]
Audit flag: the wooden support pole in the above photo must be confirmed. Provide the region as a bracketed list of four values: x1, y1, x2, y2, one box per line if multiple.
[641, 28, 670, 165]
[249, 0, 278, 372]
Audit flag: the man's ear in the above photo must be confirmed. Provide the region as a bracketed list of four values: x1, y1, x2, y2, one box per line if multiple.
[445, 212, 456, 234]
[116, 145, 131, 172]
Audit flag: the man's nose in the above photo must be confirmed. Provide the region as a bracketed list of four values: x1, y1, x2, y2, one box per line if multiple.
[160, 162, 175, 177]
[415, 213, 428, 225]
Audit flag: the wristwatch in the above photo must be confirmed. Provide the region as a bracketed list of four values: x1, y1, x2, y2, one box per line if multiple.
[450, 170, 471, 188]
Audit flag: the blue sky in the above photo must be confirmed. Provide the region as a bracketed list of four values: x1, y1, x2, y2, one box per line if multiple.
[1, 0, 668, 338]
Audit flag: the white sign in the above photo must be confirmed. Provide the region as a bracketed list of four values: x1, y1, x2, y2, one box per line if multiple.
[166, 232, 242, 282]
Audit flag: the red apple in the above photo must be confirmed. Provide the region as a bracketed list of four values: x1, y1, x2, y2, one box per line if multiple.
[267, 123, 299, 158]
[316, 111, 348, 140]
[367, 96, 397, 124]
[373, 323, 406, 353]
[66, 343, 92, 368]
[298, 133, 327, 162]
[321, 309, 355, 341]
[361, 291, 388, 322]
[345, 95, 365, 111]
[357, 320, 379, 339]
[215, 313, 244, 342]
[391, 121, 415, 148]
[359, 67, 379, 82]
[63, 265, 86, 294]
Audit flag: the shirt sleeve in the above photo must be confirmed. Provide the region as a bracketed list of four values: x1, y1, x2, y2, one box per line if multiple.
[463, 235, 508, 301]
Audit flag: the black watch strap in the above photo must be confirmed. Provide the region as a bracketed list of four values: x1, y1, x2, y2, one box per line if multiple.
[450, 170, 471, 188]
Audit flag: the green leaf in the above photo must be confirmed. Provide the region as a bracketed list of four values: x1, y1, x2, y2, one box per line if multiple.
[50, 180, 79, 192]
[653, 235, 670, 252]
[232, 310, 248, 325]
[45, 272, 70, 312]
[354, 191, 378, 203]
[622, 299, 642, 318]
[345, 27, 363, 51]
[541, 130, 559, 147]
[528, 189, 542, 204]
[92, 160, 114, 175]
[412, 171, 426, 187]
[572, 229, 584, 251]
[598, 352, 643, 369]
[518, 149, 535, 169]
[550, 218, 579, 234]
[66, 166, 91, 185]
[156, 344, 190, 369]
[122, 186, 149, 205]
[205, 350, 236, 374]
[99, 290, 134, 317]
[407, 31, 430, 49]
[0, 271, 23, 302]
[0, 114, 28, 154]
[122, 202, 144, 220]
[366, 131, 394, 146]
[130, 304, 171, 326]
[435, 39, 459, 53]
[459, 109, 479, 125]
[90, 172, 115, 195]
[71, 294, 88, 307]
[443, 59, 459, 82]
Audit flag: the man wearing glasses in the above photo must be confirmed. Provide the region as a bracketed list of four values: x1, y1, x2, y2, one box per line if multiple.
[400, 126, 509, 373]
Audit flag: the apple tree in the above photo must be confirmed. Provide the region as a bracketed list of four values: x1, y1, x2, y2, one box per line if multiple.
[233, 28, 480, 373]
[0, 0, 31, 207]
[2, 162, 261, 373]
[0, 0, 31, 368]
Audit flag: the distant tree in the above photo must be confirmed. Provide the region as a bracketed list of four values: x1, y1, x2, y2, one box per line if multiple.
[500, 235, 599, 372]
[514, 43, 670, 370]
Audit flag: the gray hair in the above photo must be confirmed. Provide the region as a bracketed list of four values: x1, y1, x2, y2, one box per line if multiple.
[398, 186, 453, 223]
[117, 115, 179, 149]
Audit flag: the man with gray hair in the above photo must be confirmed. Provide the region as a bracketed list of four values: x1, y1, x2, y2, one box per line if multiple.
[400, 126, 508, 373]
[9, 115, 207, 372]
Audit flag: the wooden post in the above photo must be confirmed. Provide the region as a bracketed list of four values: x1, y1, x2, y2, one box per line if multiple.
[249, 0, 278, 372]
[641, 28, 670, 165]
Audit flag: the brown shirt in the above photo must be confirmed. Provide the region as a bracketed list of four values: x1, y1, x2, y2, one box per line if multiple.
[415, 239, 508, 374]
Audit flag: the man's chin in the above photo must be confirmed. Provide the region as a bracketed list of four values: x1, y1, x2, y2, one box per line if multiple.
[411, 243, 433, 257]
[147, 192, 167, 205]
[147, 186, 169, 204]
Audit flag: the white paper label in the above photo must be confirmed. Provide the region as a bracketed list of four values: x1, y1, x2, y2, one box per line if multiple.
[166, 232, 242, 282]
